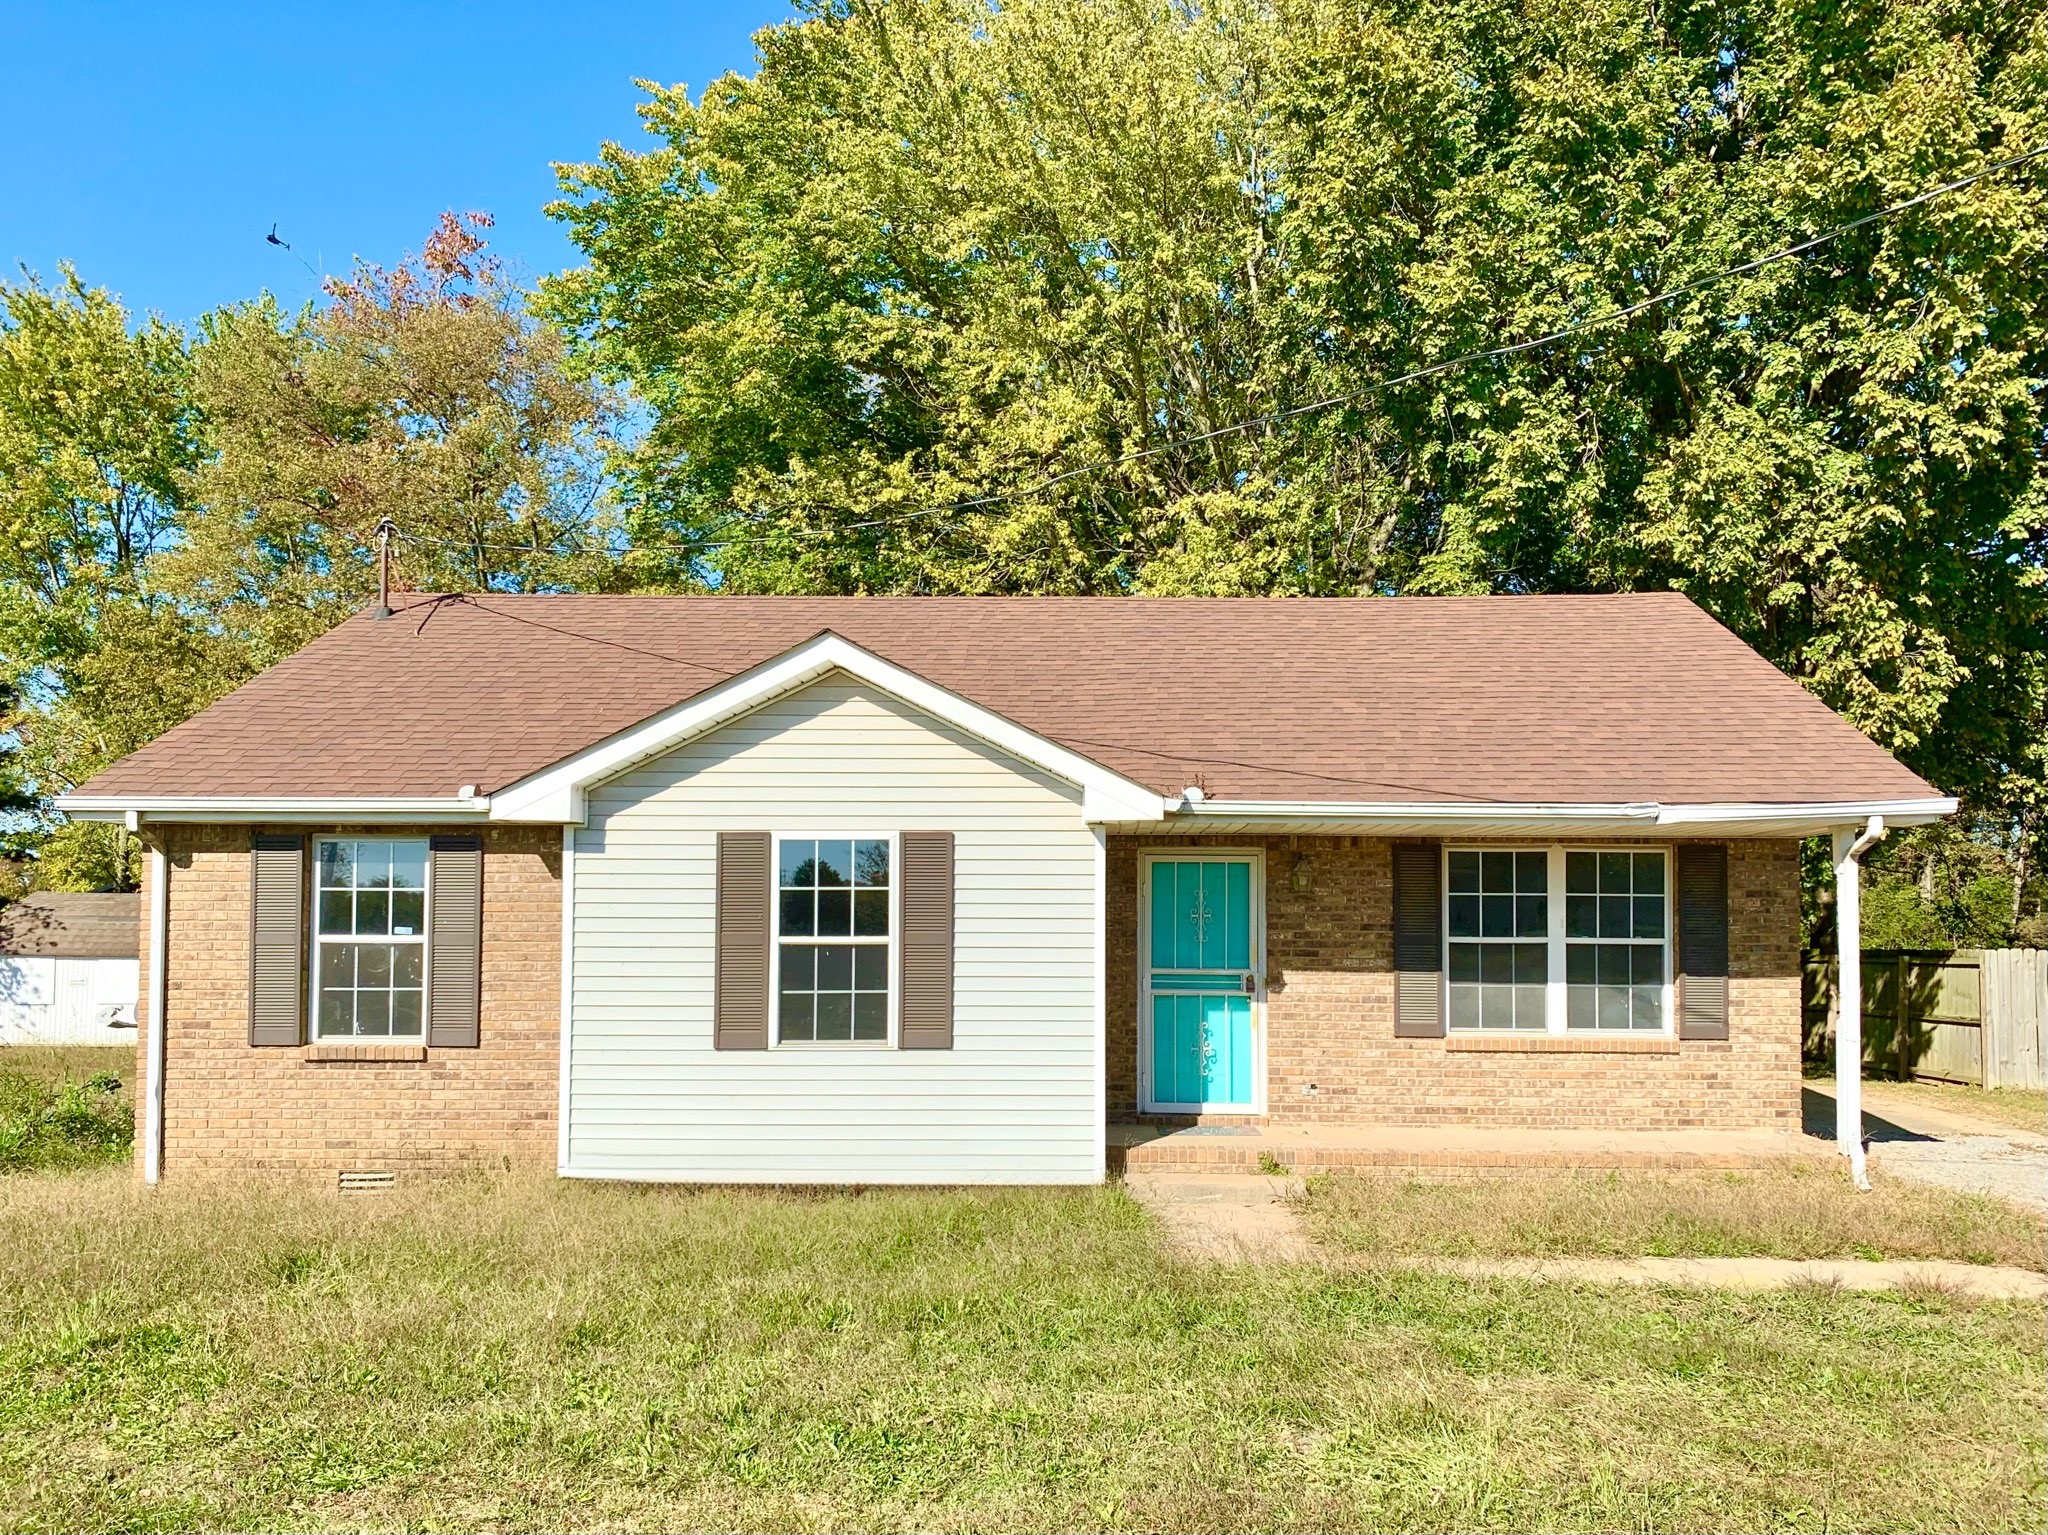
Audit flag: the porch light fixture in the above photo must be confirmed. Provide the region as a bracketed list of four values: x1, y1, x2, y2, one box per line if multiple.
[1289, 852, 1312, 893]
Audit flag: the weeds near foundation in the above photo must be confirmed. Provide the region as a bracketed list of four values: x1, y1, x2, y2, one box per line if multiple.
[0, 1047, 132, 1173]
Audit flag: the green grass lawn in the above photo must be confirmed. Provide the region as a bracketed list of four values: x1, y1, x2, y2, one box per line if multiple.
[0, 1045, 133, 1173]
[0, 1169, 2041, 1533]
[1298, 1165, 2047, 1269]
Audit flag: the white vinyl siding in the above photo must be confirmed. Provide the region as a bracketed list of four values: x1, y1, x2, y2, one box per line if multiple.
[566, 671, 1099, 1184]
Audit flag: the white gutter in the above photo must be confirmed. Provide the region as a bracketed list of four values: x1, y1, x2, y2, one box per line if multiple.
[142, 840, 168, 1186]
[1153, 796, 1955, 836]
[56, 795, 492, 824]
[1832, 815, 1888, 1190]
[1174, 798, 1664, 822]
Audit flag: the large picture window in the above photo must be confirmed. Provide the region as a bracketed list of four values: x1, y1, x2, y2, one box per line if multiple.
[777, 837, 891, 1043]
[314, 838, 427, 1039]
[1444, 846, 1670, 1035]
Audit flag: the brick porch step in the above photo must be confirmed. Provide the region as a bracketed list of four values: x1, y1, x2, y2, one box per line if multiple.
[1108, 1122, 1830, 1176]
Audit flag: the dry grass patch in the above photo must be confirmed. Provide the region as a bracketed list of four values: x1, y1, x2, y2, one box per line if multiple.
[0, 1167, 2040, 1533]
[1298, 1164, 2046, 1269]
[1863, 1079, 2048, 1136]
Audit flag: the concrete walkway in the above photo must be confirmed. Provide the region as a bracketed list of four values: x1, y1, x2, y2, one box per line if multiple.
[1123, 1172, 1315, 1261]
[1803, 1084, 2048, 1212]
[1123, 1170, 2046, 1297]
[1111, 1120, 1825, 1176]
[1420, 1254, 2046, 1301]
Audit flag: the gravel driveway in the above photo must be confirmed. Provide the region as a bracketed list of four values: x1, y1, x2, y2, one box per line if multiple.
[1804, 1084, 2048, 1213]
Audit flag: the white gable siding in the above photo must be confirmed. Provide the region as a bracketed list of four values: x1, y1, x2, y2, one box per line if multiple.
[566, 673, 1100, 1183]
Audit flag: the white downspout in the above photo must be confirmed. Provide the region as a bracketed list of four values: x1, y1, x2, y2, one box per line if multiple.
[143, 838, 169, 1185]
[1832, 815, 1886, 1189]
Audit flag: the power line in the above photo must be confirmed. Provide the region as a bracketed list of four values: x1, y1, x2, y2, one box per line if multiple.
[395, 143, 2045, 564]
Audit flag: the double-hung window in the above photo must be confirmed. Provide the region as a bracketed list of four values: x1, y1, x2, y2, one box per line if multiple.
[1446, 850, 1549, 1031]
[776, 837, 892, 1043]
[314, 837, 428, 1038]
[1564, 850, 1667, 1031]
[1445, 846, 1670, 1035]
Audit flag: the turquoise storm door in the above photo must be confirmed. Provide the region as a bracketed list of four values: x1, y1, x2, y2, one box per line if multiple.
[1142, 855, 1261, 1111]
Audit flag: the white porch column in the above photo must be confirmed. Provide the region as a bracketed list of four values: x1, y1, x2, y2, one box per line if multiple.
[1832, 815, 1887, 1189]
[143, 838, 168, 1186]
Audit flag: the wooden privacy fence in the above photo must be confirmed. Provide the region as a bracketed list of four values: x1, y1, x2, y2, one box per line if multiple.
[1803, 947, 2048, 1089]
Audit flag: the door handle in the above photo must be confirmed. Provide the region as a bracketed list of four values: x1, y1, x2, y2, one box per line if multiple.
[1241, 973, 1256, 996]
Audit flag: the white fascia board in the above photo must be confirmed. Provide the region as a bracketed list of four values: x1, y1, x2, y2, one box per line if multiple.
[487, 631, 1170, 825]
[1651, 797, 1956, 829]
[1147, 795, 1958, 838]
[56, 795, 492, 825]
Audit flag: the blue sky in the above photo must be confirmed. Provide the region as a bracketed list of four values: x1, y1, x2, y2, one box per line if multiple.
[0, 0, 797, 325]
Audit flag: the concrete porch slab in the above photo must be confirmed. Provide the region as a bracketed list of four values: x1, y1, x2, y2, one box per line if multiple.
[1108, 1120, 1827, 1175]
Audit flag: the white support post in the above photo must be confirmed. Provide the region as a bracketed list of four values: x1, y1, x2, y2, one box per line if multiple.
[1091, 826, 1108, 1185]
[143, 839, 168, 1186]
[1832, 816, 1886, 1190]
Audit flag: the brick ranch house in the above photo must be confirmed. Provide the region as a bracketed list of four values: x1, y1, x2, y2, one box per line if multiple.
[59, 594, 1950, 1185]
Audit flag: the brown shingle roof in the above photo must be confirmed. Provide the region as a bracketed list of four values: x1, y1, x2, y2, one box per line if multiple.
[0, 892, 140, 959]
[70, 593, 1938, 807]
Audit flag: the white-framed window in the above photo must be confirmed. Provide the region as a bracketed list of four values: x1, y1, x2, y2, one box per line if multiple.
[1446, 849, 1550, 1031]
[313, 837, 428, 1039]
[1564, 849, 1668, 1032]
[775, 836, 893, 1044]
[1444, 846, 1670, 1035]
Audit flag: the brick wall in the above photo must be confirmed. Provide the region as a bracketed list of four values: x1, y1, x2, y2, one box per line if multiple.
[1108, 835, 1802, 1132]
[137, 824, 561, 1177]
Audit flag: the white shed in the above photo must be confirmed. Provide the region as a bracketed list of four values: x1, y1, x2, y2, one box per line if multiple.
[0, 892, 140, 1045]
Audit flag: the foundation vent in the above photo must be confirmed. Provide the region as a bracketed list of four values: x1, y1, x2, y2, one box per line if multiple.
[337, 1169, 397, 1193]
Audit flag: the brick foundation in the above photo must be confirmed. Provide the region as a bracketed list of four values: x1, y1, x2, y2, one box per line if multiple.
[1108, 835, 1802, 1132]
[138, 824, 561, 1177]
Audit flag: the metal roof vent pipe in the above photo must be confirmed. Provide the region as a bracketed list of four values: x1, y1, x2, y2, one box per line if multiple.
[368, 517, 396, 619]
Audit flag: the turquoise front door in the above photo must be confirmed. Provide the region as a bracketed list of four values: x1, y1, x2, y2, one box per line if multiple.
[1143, 856, 1260, 1111]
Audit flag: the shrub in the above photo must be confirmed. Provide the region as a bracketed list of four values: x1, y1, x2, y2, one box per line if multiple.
[0, 1063, 133, 1172]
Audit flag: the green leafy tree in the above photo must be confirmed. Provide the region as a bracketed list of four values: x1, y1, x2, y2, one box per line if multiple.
[0, 265, 196, 676]
[0, 268, 201, 888]
[0, 679, 34, 863]
[542, 0, 1312, 595]
[2, 218, 634, 887]
[164, 212, 637, 665]
[544, 0, 2044, 891]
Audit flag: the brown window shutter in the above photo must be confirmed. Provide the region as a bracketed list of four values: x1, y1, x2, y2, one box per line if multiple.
[714, 831, 772, 1049]
[1676, 842, 1730, 1040]
[249, 833, 306, 1046]
[427, 834, 484, 1048]
[898, 831, 955, 1049]
[1392, 841, 1445, 1038]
